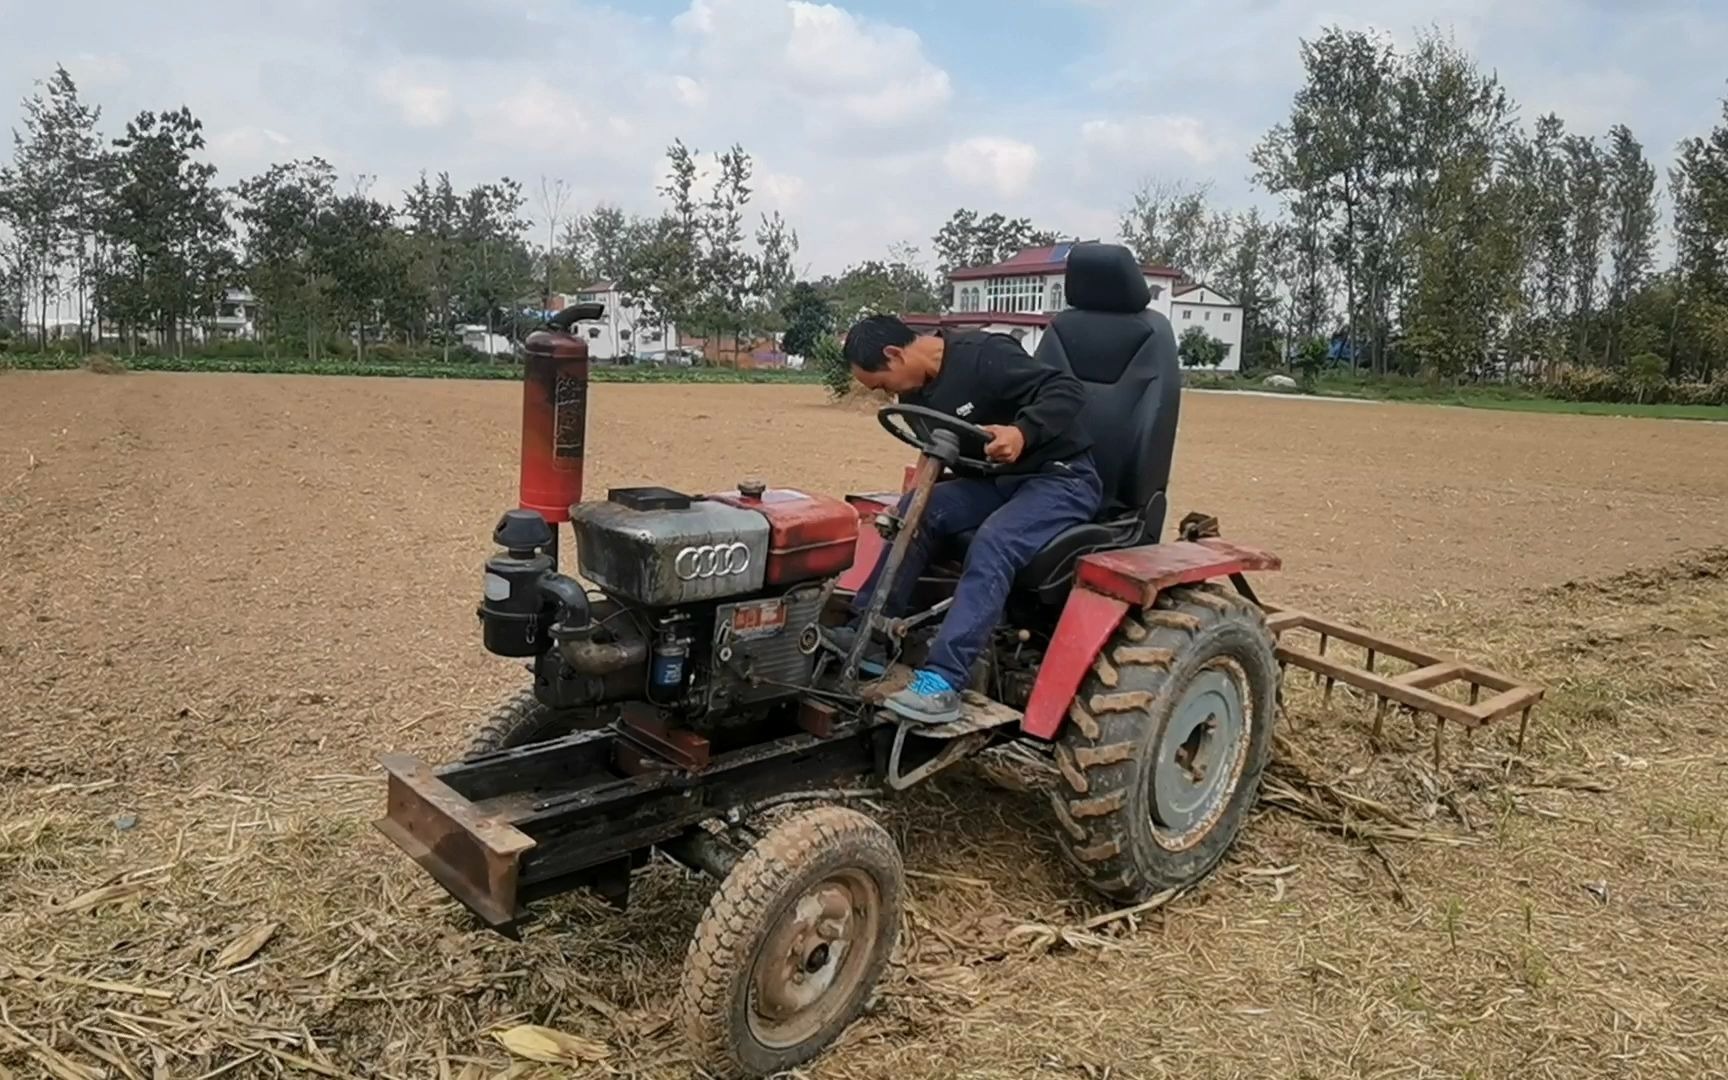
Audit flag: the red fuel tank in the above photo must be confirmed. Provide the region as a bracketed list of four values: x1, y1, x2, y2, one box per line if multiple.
[711, 485, 859, 585]
[517, 321, 590, 523]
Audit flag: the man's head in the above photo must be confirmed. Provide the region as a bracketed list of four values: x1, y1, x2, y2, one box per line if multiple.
[843, 314, 941, 395]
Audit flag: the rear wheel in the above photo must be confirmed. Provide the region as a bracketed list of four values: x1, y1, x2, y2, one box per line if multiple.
[1052, 583, 1278, 901]
[462, 688, 597, 759]
[680, 806, 902, 1079]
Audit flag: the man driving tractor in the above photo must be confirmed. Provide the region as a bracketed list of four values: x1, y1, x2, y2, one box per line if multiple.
[826, 314, 1103, 724]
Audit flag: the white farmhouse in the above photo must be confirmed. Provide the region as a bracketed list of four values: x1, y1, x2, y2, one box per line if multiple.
[1170, 283, 1244, 372]
[903, 243, 1241, 362]
[212, 288, 260, 340]
[569, 281, 676, 361]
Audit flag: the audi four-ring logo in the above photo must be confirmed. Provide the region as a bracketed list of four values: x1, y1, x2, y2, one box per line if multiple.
[674, 542, 751, 580]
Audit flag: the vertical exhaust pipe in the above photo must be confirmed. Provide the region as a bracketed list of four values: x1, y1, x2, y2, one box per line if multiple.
[517, 303, 599, 530]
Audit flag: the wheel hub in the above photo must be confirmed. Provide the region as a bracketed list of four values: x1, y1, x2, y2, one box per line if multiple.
[749, 870, 881, 1049]
[1148, 660, 1251, 850]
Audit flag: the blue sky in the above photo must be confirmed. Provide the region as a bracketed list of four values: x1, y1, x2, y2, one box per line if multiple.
[3, 0, 1725, 275]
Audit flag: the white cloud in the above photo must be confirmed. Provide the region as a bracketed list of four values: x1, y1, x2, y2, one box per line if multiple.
[372, 67, 452, 129]
[466, 78, 590, 145]
[4, 0, 1718, 278]
[944, 136, 1040, 199]
[672, 75, 708, 108]
[760, 169, 808, 208]
[784, 1, 951, 124]
[675, 0, 951, 131]
[69, 52, 131, 87]
[1081, 115, 1228, 167]
[211, 125, 292, 160]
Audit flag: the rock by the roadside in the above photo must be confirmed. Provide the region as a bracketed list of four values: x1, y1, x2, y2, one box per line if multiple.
[1263, 374, 1299, 390]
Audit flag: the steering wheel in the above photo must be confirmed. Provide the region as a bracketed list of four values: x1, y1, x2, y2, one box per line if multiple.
[877, 404, 1001, 473]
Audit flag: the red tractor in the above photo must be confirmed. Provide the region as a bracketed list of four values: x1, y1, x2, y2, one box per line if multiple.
[376, 244, 1537, 1077]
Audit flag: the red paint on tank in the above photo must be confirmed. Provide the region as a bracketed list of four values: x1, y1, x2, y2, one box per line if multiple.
[518, 324, 589, 524]
[837, 493, 896, 593]
[712, 488, 859, 585]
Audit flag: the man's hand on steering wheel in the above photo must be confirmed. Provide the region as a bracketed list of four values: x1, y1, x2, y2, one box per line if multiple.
[876, 404, 1003, 473]
[980, 425, 1025, 464]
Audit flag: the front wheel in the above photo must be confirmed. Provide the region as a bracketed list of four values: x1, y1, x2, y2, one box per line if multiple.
[679, 806, 902, 1079]
[1052, 583, 1279, 901]
[461, 688, 599, 759]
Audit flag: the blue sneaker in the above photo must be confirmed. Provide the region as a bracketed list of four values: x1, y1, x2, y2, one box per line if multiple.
[884, 670, 962, 725]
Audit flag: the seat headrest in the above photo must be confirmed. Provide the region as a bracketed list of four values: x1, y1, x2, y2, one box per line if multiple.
[1065, 243, 1151, 313]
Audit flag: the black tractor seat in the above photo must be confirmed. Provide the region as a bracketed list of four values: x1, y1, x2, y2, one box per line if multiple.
[945, 242, 1182, 606]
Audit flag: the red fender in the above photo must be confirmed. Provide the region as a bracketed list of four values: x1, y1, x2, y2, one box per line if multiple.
[1020, 539, 1281, 740]
[1021, 587, 1132, 738]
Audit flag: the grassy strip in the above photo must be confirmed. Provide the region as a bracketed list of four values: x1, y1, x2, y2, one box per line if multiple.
[1452, 397, 1728, 421]
[8, 352, 1721, 417]
[1184, 371, 1728, 420]
[0, 352, 823, 384]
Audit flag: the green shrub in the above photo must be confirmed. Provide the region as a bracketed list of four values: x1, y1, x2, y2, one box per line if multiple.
[1673, 372, 1728, 406]
[1545, 364, 1628, 403]
[1627, 353, 1669, 403]
[811, 336, 850, 399]
[193, 338, 268, 359]
[1182, 370, 1243, 391]
[367, 342, 418, 364]
[1293, 337, 1329, 389]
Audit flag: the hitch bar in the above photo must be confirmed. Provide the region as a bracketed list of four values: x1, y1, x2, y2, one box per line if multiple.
[373, 707, 883, 928]
[376, 754, 535, 927]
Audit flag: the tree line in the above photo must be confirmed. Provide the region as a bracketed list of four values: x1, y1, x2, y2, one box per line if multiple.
[5, 31, 1728, 390]
[1112, 29, 1728, 387]
[0, 69, 800, 362]
[789, 30, 1728, 391]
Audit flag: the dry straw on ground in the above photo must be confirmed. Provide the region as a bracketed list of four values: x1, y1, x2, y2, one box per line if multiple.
[3, 374, 1726, 1078]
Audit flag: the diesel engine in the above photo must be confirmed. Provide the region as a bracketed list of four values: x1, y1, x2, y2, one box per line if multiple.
[478, 481, 860, 725]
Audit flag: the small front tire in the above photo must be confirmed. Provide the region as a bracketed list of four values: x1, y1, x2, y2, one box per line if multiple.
[462, 688, 596, 759]
[679, 806, 902, 1079]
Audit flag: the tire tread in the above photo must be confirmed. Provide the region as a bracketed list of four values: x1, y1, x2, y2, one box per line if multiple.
[1051, 585, 1278, 901]
[679, 806, 901, 1079]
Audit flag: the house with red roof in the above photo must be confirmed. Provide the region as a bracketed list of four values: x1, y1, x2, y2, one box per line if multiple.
[900, 242, 1242, 369]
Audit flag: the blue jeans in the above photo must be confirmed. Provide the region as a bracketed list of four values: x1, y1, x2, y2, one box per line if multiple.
[853, 454, 1104, 690]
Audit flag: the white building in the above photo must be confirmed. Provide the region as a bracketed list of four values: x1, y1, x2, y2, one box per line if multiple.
[569, 282, 676, 361]
[1170, 283, 1244, 372]
[456, 324, 516, 357]
[211, 288, 259, 340]
[936, 243, 1185, 354]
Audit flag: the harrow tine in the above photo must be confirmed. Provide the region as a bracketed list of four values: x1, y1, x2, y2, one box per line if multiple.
[1269, 609, 1543, 768]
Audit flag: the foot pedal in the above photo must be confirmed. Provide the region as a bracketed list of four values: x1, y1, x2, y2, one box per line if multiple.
[880, 693, 1022, 791]
[903, 692, 1023, 738]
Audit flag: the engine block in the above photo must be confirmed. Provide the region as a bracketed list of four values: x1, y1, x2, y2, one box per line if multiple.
[704, 585, 827, 714]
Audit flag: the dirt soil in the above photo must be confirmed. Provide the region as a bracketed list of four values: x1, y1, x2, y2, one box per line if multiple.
[3, 371, 1727, 1079]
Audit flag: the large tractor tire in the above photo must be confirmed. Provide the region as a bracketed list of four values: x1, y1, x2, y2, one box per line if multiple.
[1052, 583, 1278, 902]
[462, 689, 596, 759]
[679, 806, 902, 1079]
